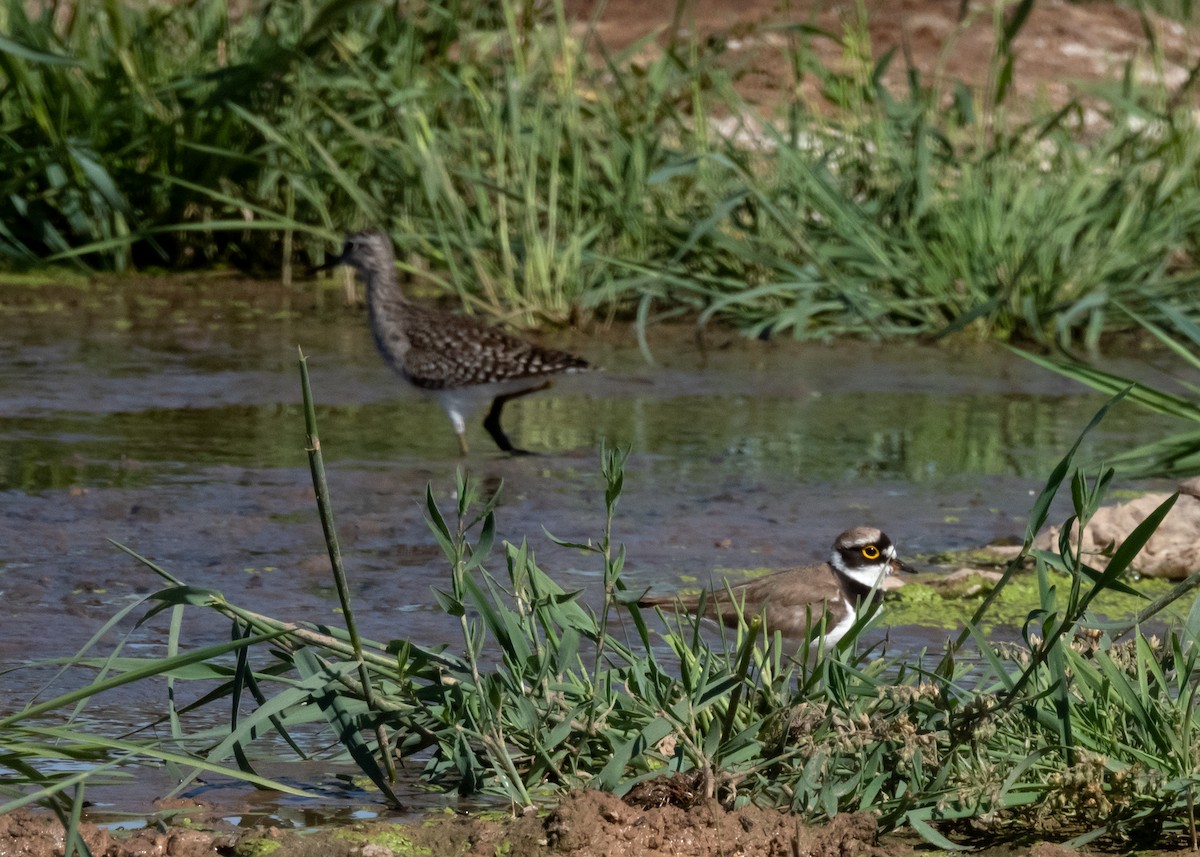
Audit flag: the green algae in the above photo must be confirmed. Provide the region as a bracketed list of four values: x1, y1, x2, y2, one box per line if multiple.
[0, 270, 91, 289]
[885, 572, 1184, 633]
[235, 838, 282, 857]
[334, 827, 433, 855]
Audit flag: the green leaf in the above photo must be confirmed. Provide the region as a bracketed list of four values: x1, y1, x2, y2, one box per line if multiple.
[426, 486, 454, 553]
[598, 718, 674, 791]
[0, 631, 287, 728]
[0, 35, 80, 65]
[464, 510, 496, 572]
[1024, 390, 1128, 544]
[1184, 585, 1200, 644]
[293, 648, 400, 806]
[1093, 493, 1178, 585]
[907, 810, 970, 851]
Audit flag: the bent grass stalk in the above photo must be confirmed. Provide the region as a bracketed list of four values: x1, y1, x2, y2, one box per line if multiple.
[1014, 303, 1200, 479]
[298, 347, 399, 799]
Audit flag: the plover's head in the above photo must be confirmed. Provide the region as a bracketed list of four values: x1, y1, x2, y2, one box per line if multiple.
[830, 526, 916, 589]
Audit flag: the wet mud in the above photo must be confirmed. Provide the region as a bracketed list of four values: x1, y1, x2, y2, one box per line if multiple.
[0, 792, 1163, 857]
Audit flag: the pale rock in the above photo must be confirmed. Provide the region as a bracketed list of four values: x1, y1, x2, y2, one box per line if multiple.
[1034, 478, 1200, 580]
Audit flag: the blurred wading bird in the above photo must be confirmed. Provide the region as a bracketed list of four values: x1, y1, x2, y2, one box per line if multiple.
[317, 229, 591, 456]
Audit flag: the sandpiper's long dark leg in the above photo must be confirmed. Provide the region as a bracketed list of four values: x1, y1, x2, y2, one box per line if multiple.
[483, 381, 553, 455]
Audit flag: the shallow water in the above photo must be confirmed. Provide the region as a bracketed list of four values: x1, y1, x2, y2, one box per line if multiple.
[0, 276, 1182, 820]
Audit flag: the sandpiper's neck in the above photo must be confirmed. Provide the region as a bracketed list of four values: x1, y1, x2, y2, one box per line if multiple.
[359, 248, 408, 319]
[354, 243, 414, 368]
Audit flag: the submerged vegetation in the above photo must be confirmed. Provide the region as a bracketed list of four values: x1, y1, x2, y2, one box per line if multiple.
[3, 0, 1200, 343]
[5, 358, 1200, 851]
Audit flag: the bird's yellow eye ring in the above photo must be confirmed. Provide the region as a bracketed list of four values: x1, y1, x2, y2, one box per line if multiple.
[862, 545, 881, 560]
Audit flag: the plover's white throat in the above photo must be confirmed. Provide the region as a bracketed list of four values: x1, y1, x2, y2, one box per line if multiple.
[319, 230, 591, 456]
[638, 526, 916, 645]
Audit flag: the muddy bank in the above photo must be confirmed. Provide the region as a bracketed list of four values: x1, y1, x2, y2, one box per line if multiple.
[0, 790, 1141, 857]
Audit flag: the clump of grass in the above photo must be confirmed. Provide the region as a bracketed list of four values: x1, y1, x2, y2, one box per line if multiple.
[0, 595, 310, 841]
[0, 0, 267, 268]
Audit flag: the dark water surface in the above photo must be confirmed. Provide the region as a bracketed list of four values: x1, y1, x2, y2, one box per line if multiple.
[0, 276, 1179, 822]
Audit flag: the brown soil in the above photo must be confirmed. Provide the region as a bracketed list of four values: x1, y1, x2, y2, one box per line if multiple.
[567, 0, 1200, 122]
[0, 790, 1148, 857]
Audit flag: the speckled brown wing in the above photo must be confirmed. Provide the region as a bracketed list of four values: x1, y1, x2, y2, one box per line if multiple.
[401, 303, 590, 389]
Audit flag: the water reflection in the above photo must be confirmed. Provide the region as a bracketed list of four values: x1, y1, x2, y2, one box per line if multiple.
[0, 389, 1168, 494]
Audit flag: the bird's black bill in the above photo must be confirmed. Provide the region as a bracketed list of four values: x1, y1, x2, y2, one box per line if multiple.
[891, 557, 919, 574]
[309, 251, 347, 276]
[309, 236, 356, 277]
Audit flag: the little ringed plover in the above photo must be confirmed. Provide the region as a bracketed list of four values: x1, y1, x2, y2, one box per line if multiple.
[638, 526, 916, 644]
